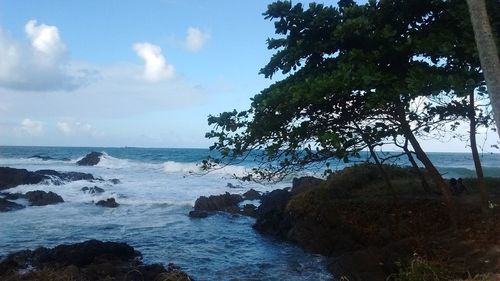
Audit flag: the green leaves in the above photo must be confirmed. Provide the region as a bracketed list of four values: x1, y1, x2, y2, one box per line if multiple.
[204, 0, 498, 182]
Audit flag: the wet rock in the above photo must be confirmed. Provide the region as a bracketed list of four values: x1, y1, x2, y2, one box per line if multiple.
[0, 197, 25, 212]
[36, 239, 137, 267]
[1, 192, 23, 200]
[194, 192, 243, 212]
[227, 183, 243, 189]
[0, 167, 47, 190]
[0, 167, 95, 190]
[25, 190, 64, 206]
[29, 155, 70, 161]
[110, 178, 121, 184]
[81, 186, 105, 194]
[0, 240, 193, 280]
[189, 210, 209, 218]
[241, 204, 257, 217]
[253, 189, 292, 237]
[291, 176, 324, 196]
[243, 188, 261, 200]
[36, 170, 95, 182]
[96, 198, 119, 208]
[77, 152, 104, 166]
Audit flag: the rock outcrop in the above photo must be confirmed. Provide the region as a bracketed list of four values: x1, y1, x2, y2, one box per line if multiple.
[243, 188, 261, 200]
[190, 191, 263, 218]
[291, 176, 324, 196]
[0, 239, 193, 281]
[0, 197, 25, 212]
[29, 155, 70, 161]
[81, 186, 105, 194]
[25, 190, 64, 206]
[0, 167, 96, 190]
[96, 198, 119, 208]
[193, 192, 243, 213]
[110, 178, 121, 184]
[253, 188, 292, 237]
[76, 152, 104, 166]
[188, 210, 209, 218]
[0, 167, 47, 190]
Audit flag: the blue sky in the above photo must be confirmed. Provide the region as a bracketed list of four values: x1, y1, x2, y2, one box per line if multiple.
[0, 0, 498, 152]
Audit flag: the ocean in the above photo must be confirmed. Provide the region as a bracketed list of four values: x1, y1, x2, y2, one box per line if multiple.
[0, 146, 499, 280]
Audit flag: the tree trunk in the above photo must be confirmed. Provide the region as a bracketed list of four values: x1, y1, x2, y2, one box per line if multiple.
[367, 143, 397, 199]
[466, 0, 500, 138]
[354, 123, 397, 199]
[403, 138, 431, 193]
[468, 94, 489, 214]
[398, 114, 458, 227]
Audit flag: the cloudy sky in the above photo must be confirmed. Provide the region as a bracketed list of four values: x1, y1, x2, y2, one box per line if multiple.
[0, 0, 497, 152]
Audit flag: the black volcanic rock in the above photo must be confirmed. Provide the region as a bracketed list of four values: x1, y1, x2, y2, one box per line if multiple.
[25, 191, 64, 206]
[0, 167, 96, 190]
[189, 210, 209, 218]
[110, 178, 121, 184]
[96, 198, 119, 208]
[291, 176, 324, 196]
[194, 192, 243, 212]
[0, 239, 138, 269]
[253, 189, 292, 237]
[29, 155, 70, 161]
[243, 188, 261, 200]
[81, 186, 105, 194]
[36, 170, 95, 182]
[0, 167, 47, 190]
[0, 197, 25, 212]
[0, 240, 193, 281]
[77, 152, 103, 166]
[1, 192, 23, 200]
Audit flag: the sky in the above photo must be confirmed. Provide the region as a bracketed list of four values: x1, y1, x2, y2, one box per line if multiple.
[0, 0, 498, 152]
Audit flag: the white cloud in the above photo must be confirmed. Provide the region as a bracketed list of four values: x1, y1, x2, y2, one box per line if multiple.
[57, 120, 93, 136]
[133, 42, 174, 82]
[25, 20, 66, 61]
[0, 20, 91, 91]
[20, 118, 44, 135]
[185, 27, 210, 52]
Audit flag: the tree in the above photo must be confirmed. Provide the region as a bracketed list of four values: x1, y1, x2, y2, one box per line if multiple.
[205, 0, 497, 223]
[466, 0, 500, 138]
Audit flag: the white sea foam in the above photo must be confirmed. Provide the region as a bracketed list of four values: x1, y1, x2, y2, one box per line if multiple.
[162, 161, 202, 173]
[161, 161, 253, 178]
[95, 153, 161, 170]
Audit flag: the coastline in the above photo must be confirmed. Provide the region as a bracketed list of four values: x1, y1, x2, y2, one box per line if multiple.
[0, 148, 499, 280]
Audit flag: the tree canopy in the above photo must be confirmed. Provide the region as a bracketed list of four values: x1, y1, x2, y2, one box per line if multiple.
[204, 0, 499, 188]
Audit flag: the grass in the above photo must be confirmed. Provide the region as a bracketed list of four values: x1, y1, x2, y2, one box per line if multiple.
[388, 256, 452, 281]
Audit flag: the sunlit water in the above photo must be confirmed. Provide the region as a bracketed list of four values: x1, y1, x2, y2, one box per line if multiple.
[0, 146, 499, 280]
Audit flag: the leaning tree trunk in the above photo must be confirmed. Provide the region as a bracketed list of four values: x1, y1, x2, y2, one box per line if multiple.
[355, 123, 397, 199]
[367, 143, 397, 199]
[397, 112, 458, 227]
[403, 138, 431, 193]
[466, 0, 500, 138]
[468, 94, 489, 214]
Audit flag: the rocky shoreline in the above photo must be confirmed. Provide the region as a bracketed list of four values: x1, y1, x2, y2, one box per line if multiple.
[0, 152, 121, 212]
[2, 155, 498, 280]
[0, 239, 192, 281]
[189, 165, 500, 280]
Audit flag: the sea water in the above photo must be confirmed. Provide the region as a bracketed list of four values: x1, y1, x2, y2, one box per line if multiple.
[0, 146, 499, 280]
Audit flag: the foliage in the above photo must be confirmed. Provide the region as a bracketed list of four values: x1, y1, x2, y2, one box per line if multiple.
[204, 0, 500, 181]
[389, 256, 451, 281]
[326, 163, 416, 191]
